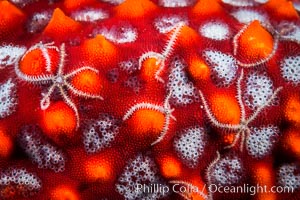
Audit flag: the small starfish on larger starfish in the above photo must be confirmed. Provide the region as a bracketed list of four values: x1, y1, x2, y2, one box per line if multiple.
[199, 70, 283, 151]
[15, 43, 103, 129]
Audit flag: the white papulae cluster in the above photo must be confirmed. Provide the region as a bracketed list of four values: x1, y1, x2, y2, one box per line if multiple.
[18, 125, 66, 172]
[277, 163, 300, 190]
[222, 0, 268, 7]
[200, 21, 230, 41]
[231, 9, 269, 24]
[0, 168, 42, 199]
[210, 154, 244, 185]
[174, 127, 206, 168]
[244, 72, 275, 110]
[116, 154, 168, 200]
[203, 50, 237, 87]
[71, 8, 109, 22]
[82, 114, 119, 154]
[280, 55, 300, 84]
[119, 59, 138, 74]
[0, 79, 18, 119]
[168, 57, 198, 105]
[276, 22, 300, 44]
[27, 11, 52, 33]
[100, 0, 124, 4]
[246, 126, 279, 159]
[0, 45, 26, 68]
[154, 15, 188, 34]
[95, 24, 138, 44]
[159, 0, 196, 7]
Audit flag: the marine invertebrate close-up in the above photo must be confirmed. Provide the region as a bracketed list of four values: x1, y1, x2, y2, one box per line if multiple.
[0, 0, 300, 199]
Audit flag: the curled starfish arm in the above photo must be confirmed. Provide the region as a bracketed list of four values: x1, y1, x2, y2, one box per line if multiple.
[138, 51, 164, 70]
[122, 103, 164, 121]
[199, 90, 241, 130]
[14, 63, 54, 83]
[246, 86, 283, 124]
[40, 84, 57, 110]
[58, 86, 80, 129]
[65, 82, 103, 100]
[64, 66, 99, 79]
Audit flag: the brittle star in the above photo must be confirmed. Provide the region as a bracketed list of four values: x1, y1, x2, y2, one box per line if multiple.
[123, 92, 176, 145]
[199, 70, 283, 151]
[138, 22, 185, 83]
[15, 42, 103, 129]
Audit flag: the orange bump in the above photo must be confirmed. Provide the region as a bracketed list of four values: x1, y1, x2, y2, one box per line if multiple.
[264, 0, 299, 20]
[237, 20, 274, 62]
[63, 0, 97, 11]
[127, 109, 165, 138]
[221, 132, 235, 146]
[188, 57, 210, 82]
[84, 156, 114, 182]
[191, 0, 223, 18]
[0, 128, 13, 158]
[174, 25, 200, 48]
[41, 101, 77, 140]
[284, 130, 300, 158]
[159, 156, 182, 179]
[0, 1, 26, 40]
[19, 48, 59, 76]
[70, 70, 103, 95]
[140, 57, 161, 82]
[81, 35, 117, 68]
[252, 162, 276, 200]
[50, 185, 79, 200]
[43, 8, 81, 40]
[283, 94, 300, 127]
[210, 92, 241, 125]
[114, 0, 158, 18]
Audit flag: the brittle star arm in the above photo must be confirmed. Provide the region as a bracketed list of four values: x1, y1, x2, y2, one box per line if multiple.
[122, 103, 165, 121]
[198, 90, 241, 130]
[58, 85, 80, 129]
[64, 66, 99, 79]
[236, 69, 246, 122]
[14, 62, 53, 83]
[64, 82, 103, 100]
[246, 86, 283, 124]
[233, 23, 279, 68]
[169, 180, 208, 200]
[57, 43, 66, 75]
[40, 84, 57, 110]
[206, 151, 220, 200]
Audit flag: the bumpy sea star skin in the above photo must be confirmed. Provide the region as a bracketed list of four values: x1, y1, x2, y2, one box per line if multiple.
[1, 0, 300, 199]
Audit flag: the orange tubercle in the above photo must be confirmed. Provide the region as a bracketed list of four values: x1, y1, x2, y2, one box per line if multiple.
[114, 0, 159, 19]
[81, 35, 117, 68]
[252, 162, 276, 200]
[210, 92, 241, 125]
[188, 57, 210, 82]
[0, 1, 26, 40]
[191, 0, 223, 18]
[221, 132, 236, 146]
[70, 69, 103, 95]
[43, 8, 81, 40]
[284, 130, 300, 158]
[0, 127, 13, 158]
[175, 25, 200, 48]
[41, 101, 77, 141]
[84, 156, 114, 183]
[264, 0, 299, 20]
[127, 109, 165, 139]
[140, 57, 161, 82]
[237, 20, 274, 62]
[50, 185, 80, 200]
[19, 48, 59, 76]
[283, 94, 300, 127]
[159, 155, 182, 179]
